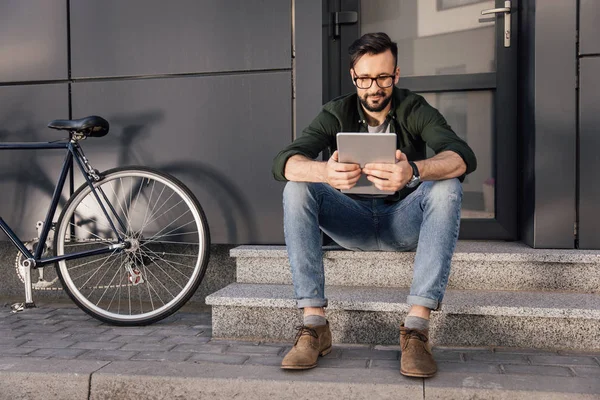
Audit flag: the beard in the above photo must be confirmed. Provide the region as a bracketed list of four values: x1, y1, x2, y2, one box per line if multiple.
[359, 90, 393, 112]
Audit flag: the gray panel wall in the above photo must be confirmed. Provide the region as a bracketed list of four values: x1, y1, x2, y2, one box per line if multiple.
[71, 73, 290, 244]
[578, 0, 600, 249]
[0, 84, 69, 239]
[521, 0, 577, 248]
[579, 58, 600, 248]
[580, 0, 600, 55]
[0, 0, 68, 82]
[70, 0, 291, 77]
[0, 0, 293, 245]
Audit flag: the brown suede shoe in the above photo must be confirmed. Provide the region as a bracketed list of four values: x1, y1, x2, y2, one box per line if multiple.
[399, 325, 437, 378]
[281, 322, 332, 370]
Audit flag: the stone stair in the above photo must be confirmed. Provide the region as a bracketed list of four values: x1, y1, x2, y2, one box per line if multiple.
[206, 241, 600, 350]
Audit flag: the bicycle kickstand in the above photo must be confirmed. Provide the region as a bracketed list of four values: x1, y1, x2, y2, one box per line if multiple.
[11, 259, 36, 313]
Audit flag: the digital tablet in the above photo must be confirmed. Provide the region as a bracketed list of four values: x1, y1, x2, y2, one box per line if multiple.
[336, 132, 397, 195]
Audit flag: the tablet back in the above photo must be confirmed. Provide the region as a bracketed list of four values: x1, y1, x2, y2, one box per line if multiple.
[336, 132, 396, 195]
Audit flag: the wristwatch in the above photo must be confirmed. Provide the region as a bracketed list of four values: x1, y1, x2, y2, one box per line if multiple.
[406, 161, 421, 188]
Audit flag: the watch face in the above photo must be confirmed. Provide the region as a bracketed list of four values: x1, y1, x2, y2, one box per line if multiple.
[407, 175, 420, 188]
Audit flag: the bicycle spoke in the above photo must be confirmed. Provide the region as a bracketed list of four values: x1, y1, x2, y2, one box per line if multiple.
[140, 220, 199, 247]
[138, 247, 191, 280]
[56, 168, 208, 324]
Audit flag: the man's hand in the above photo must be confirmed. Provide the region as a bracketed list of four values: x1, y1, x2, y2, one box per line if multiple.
[363, 150, 412, 192]
[326, 150, 361, 190]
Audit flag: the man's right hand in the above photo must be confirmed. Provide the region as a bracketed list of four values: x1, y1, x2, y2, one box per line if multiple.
[325, 151, 361, 190]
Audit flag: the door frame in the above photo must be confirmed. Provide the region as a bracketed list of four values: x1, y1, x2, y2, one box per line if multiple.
[323, 0, 518, 240]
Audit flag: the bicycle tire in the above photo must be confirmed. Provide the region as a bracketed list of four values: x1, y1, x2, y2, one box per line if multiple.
[54, 166, 210, 325]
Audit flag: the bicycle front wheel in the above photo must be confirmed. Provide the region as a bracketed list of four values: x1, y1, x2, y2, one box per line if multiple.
[54, 167, 210, 325]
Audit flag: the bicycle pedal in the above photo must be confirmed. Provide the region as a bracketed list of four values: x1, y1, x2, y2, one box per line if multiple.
[10, 303, 24, 313]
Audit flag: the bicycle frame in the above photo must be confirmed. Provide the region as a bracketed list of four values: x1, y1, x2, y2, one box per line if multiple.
[0, 140, 128, 267]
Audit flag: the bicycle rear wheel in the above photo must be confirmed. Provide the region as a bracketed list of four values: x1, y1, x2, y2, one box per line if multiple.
[54, 167, 210, 325]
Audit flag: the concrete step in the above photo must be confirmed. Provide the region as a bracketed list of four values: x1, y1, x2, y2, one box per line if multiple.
[206, 283, 600, 351]
[232, 241, 600, 292]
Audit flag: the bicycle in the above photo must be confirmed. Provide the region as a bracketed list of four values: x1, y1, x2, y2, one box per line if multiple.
[1, 116, 210, 326]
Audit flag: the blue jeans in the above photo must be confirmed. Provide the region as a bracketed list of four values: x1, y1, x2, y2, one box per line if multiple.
[282, 179, 462, 310]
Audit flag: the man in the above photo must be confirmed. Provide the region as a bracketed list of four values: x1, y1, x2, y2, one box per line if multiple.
[271, 32, 477, 377]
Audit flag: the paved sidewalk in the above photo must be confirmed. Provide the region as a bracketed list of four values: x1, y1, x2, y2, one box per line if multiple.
[0, 300, 599, 399]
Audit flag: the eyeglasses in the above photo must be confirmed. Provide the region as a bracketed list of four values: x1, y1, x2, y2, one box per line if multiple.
[352, 72, 396, 89]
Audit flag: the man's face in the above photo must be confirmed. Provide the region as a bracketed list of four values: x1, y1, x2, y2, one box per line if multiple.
[351, 50, 399, 113]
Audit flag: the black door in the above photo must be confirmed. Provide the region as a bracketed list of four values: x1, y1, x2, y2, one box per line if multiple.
[323, 0, 518, 240]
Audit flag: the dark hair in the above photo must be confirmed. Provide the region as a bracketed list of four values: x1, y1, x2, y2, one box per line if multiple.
[348, 32, 398, 69]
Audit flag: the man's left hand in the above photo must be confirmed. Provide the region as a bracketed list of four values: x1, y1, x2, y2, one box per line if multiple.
[363, 150, 413, 192]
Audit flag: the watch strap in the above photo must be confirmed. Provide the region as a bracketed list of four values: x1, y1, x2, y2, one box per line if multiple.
[408, 161, 420, 178]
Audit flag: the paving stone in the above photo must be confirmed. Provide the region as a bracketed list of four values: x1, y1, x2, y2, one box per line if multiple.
[321, 347, 343, 358]
[438, 361, 502, 374]
[18, 332, 71, 340]
[104, 327, 158, 336]
[27, 348, 88, 359]
[502, 364, 572, 377]
[466, 352, 529, 364]
[77, 350, 139, 361]
[431, 350, 463, 362]
[332, 343, 372, 349]
[10, 313, 53, 320]
[68, 333, 119, 342]
[50, 318, 104, 327]
[70, 341, 125, 350]
[130, 351, 192, 362]
[226, 344, 284, 355]
[374, 345, 402, 351]
[12, 318, 60, 327]
[433, 346, 494, 352]
[21, 339, 76, 349]
[0, 329, 23, 338]
[110, 335, 166, 344]
[119, 342, 177, 352]
[571, 367, 600, 378]
[170, 344, 227, 354]
[197, 328, 213, 337]
[0, 347, 36, 356]
[244, 356, 284, 366]
[161, 336, 211, 345]
[191, 324, 212, 330]
[317, 358, 369, 369]
[494, 347, 559, 355]
[209, 339, 260, 346]
[189, 353, 249, 365]
[51, 307, 88, 315]
[12, 325, 67, 333]
[370, 359, 399, 370]
[558, 349, 600, 356]
[50, 314, 93, 321]
[341, 348, 399, 360]
[57, 326, 111, 334]
[528, 355, 599, 366]
[151, 315, 182, 325]
[151, 328, 204, 337]
[0, 339, 28, 346]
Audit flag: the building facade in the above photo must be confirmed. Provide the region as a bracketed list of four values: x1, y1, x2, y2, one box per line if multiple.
[0, 0, 597, 249]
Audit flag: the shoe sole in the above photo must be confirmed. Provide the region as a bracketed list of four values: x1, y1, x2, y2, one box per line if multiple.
[281, 346, 332, 370]
[400, 369, 436, 378]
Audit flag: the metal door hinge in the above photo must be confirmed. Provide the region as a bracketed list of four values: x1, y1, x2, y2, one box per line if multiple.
[329, 11, 358, 40]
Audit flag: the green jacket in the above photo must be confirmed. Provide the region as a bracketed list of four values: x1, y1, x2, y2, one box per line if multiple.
[272, 87, 477, 202]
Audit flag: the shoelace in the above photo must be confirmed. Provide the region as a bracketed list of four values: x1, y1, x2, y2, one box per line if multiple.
[402, 328, 429, 343]
[293, 325, 319, 345]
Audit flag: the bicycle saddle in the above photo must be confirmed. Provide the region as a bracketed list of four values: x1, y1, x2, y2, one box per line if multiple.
[48, 116, 109, 137]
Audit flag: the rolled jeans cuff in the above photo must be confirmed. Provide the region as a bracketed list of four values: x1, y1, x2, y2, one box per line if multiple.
[297, 298, 328, 309]
[407, 295, 440, 311]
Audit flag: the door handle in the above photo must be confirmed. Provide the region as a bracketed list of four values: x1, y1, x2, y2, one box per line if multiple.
[481, 0, 511, 48]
